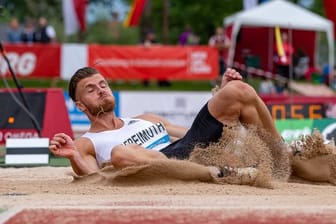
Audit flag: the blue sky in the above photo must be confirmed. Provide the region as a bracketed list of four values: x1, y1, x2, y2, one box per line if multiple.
[86, 0, 129, 24]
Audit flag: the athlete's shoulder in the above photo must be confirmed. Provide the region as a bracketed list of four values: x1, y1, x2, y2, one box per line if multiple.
[135, 113, 166, 124]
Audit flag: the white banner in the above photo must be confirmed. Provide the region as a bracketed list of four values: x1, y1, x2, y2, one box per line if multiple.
[61, 44, 88, 79]
[119, 91, 212, 127]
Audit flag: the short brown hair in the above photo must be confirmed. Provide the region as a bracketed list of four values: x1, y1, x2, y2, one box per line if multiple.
[68, 67, 99, 101]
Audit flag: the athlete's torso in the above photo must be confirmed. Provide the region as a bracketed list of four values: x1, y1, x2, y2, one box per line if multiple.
[82, 118, 171, 166]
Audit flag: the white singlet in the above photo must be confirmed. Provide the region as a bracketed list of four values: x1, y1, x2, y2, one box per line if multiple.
[82, 118, 171, 166]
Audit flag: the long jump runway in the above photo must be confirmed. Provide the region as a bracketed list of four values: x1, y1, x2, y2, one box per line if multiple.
[2, 204, 336, 224]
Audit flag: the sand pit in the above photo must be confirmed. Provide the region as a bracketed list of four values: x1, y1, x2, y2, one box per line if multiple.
[1, 166, 336, 210]
[0, 166, 336, 223]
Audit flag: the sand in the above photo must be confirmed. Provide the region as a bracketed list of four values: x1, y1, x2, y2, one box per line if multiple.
[1, 128, 336, 220]
[1, 166, 336, 213]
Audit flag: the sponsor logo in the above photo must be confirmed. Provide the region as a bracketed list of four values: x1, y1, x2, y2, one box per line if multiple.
[321, 121, 336, 142]
[0, 130, 39, 144]
[0, 52, 36, 76]
[189, 51, 211, 74]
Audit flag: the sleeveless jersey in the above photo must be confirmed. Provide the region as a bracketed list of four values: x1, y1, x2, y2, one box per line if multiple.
[82, 118, 171, 166]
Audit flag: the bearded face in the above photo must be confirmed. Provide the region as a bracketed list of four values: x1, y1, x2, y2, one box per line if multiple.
[83, 94, 115, 116]
[75, 74, 117, 117]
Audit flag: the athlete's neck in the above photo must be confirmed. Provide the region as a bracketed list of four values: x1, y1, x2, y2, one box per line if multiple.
[89, 112, 123, 132]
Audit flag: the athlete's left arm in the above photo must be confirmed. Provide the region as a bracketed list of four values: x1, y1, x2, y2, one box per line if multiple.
[137, 113, 188, 140]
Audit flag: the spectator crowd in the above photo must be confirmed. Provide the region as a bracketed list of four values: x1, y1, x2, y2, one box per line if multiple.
[6, 16, 56, 44]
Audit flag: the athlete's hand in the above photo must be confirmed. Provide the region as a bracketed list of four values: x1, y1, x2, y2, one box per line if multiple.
[49, 133, 77, 159]
[221, 68, 243, 88]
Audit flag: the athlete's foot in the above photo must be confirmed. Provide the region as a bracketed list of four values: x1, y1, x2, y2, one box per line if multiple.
[208, 166, 222, 177]
[212, 165, 258, 185]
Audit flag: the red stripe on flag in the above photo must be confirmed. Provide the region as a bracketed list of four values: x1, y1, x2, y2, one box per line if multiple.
[126, 0, 147, 27]
[73, 0, 87, 32]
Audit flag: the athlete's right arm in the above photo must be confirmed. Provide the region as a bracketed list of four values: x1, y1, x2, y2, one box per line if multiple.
[49, 133, 100, 176]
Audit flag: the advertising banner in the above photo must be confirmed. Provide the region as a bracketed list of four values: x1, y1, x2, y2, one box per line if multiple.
[276, 118, 336, 143]
[88, 45, 218, 80]
[0, 88, 72, 144]
[276, 119, 313, 143]
[1, 44, 61, 78]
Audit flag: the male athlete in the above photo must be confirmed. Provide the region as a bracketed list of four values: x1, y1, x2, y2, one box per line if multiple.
[49, 67, 281, 176]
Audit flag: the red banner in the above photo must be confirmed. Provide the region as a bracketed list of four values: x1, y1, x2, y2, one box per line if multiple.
[1, 44, 218, 80]
[0, 44, 60, 78]
[88, 45, 218, 80]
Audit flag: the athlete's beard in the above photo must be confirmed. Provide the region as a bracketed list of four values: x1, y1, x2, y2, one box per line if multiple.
[86, 98, 115, 117]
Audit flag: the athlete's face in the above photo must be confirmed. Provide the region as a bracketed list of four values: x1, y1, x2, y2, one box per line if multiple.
[75, 73, 115, 116]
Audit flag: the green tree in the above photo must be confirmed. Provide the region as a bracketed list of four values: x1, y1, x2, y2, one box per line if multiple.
[139, 0, 243, 45]
[1, 0, 61, 21]
[137, 0, 327, 45]
[0, 0, 327, 44]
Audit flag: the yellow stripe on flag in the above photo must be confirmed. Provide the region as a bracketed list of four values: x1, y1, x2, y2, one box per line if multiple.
[275, 26, 284, 57]
[123, 0, 137, 27]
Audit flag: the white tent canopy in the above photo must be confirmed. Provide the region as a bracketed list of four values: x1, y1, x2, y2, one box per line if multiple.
[224, 0, 334, 79]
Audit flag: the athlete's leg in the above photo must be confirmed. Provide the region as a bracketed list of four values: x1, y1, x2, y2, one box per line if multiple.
[110, 143, 260, 185]
[207, 69, 289, 183]
[111, 144, 168, 169]
[208, 69, 281, 140]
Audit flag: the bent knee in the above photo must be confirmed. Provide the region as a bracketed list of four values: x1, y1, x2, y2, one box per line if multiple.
[213, 80, 257, 105]
[226, 80, 256, 97]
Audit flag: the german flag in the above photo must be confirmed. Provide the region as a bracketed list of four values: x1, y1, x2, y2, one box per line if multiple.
[124, 0, 147, 27]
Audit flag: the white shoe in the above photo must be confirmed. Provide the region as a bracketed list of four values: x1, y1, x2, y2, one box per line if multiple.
[216, 165, 258, 185]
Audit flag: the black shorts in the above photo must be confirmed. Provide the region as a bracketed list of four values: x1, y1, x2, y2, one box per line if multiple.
[160, 102, 223, 159]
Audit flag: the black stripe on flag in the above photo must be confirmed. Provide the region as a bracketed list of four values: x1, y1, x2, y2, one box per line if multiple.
[7, 147, 49, 155]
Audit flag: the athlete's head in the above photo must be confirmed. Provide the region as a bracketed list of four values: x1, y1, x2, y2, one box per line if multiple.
[69, 67, 100, 102]
[70, 67, 115, 116]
